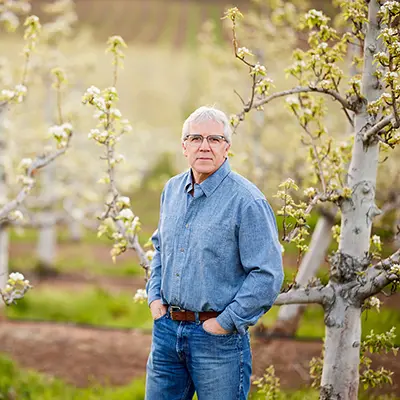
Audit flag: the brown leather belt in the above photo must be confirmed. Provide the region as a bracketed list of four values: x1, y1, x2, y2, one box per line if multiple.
[169, 307, 220, 322]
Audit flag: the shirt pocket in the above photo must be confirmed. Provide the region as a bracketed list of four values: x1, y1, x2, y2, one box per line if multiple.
[200, 222, 236, 258]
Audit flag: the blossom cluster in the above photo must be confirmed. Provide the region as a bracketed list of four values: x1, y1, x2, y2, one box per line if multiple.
[0, 84, 27, 104]
[1, 272, 31, 305]
[49, 122, 73, 148]
[133, 289, 148, 304]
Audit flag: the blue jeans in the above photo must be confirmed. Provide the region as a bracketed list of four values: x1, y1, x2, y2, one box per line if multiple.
[145, 312, 252, 400]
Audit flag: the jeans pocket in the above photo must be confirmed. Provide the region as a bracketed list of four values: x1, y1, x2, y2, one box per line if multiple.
[153, 312, 168, 322]
[201, 323, 235, 337]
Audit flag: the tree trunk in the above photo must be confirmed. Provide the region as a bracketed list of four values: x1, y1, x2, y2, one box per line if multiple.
[321, 292, 361, 400]
[0, 107, 8, 309]
[68, 216, 83, 242]
[35, 164, 58, 276]
[320, 1, 383, 398]
[394, 209, 400, 248]
[36, 78, 57, 276]
[273, 212, 334, 335]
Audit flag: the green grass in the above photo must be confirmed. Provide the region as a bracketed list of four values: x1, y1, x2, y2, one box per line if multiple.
[6, 285, 399, 346]
[0, 353, 396, 400]
[9, 250, 144, 278]
[0, 354, 146, 400]
[6, 287, 153, 330]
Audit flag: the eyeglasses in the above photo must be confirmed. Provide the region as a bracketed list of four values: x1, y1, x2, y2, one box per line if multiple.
[184, 134, 227, 148]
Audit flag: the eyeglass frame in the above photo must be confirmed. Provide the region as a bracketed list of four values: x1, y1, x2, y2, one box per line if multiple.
[183, 134, 228, 148]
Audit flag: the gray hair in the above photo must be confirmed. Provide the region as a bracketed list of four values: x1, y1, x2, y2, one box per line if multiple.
[181, 106, 232, 144]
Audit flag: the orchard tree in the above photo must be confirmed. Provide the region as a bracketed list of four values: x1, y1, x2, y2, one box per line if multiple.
[83, 36, 152, 301]
[224, 1, 400, 399]
[0, 4, 73, 304]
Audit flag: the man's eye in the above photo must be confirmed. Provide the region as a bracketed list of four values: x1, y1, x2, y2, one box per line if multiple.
[209, 136, 221, 143]
[190, 136, 202, 142]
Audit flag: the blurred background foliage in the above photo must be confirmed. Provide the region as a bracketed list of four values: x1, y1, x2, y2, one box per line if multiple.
[1, 0, 399, 399]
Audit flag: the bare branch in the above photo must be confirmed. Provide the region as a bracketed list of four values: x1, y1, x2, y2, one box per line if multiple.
[0, 139, 72, 221]
[232, 86, 356, 133]
[275, 285, 333, 306]
[355, 248, 400, 300]
[254, 86, 355, 111]
[362, 114, 398, 142]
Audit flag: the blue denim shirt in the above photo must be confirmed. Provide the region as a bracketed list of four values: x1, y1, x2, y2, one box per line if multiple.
[146, 159, 284, 335]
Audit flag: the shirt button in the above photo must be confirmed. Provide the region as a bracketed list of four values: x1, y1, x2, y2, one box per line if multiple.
[176, 273, 180, 277]
[185, 223, 189, 228]
[180, 248, 184, 253]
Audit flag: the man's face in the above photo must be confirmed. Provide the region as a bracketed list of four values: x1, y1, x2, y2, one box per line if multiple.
[182, 120, 230, 183]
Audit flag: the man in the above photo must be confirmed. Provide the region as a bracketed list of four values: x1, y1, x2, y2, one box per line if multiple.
[145, 106, 284, 400]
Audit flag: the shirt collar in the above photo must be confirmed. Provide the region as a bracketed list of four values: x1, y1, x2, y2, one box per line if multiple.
[184, 159, 231, 197]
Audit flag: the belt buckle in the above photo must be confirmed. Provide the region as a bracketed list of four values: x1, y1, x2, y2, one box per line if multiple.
[170, 305, 182, 320]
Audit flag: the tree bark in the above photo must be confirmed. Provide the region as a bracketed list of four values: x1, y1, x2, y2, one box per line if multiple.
[321, 291, 362, 400]
[36, 78, 57, 275]
[320, 2, 383, 398]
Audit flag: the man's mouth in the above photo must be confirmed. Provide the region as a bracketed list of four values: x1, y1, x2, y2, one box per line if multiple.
[197, 157, 212, 160]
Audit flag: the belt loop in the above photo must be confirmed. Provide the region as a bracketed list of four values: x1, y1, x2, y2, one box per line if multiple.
[194, 312, 200, 324]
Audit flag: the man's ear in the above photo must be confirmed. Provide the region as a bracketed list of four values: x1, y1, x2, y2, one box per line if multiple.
[182, 141, 188, 157]
[224, 143, 231, 157]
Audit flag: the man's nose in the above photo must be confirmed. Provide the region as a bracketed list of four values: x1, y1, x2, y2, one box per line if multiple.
[199, 138, 211, 150]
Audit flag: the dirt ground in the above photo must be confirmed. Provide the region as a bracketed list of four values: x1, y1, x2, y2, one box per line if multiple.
[0, 315, 399, 397]
[3, 241, 400, 396]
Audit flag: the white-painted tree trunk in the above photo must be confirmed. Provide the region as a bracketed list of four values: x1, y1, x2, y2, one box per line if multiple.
[321, 294, 362, 399]
[64, 198, 83, 242]
[0, 107, 8, 307]
[320, 2, 383, 398]
[37, 163, 57, 272]
[394, 209, 400, 248]
[36, 78, 57, 273]
[273, 213, 334, 335]
[68, 216, 82, 242]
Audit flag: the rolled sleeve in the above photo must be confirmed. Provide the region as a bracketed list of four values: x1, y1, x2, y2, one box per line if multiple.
[145, 228, 162, 306]
[216, 199, 284, 335]
[145, 190, 165, 306]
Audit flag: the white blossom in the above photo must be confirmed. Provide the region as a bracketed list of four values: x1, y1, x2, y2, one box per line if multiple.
[145, 250, 155, 261]
[0, 11, 19, 30]
[18, 157, 33, 170]
[117, 196, 131, 208]
[1, 89, 15, 100]
[62, 122, 72, 131]
[368, 296, 381, 312]
[15, 84, 27, 93]
[49, 125, 67, 139]
[9, 272, 25, 282]
[237, 47, 253, 58]
[110, 108, 122, 118]
[10, 210, 24, 221]
[389, 264, 400, 275]
[133, 289, 148, 303]
[304, 187, 316, 197]
[118, 208, 134, 220]
[372, 235, 381, 245]
[86, 85, 100, 96]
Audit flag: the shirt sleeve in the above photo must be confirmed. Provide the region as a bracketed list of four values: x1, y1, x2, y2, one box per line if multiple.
[145, 189, 165, 306]
[216, 198, 284, 335]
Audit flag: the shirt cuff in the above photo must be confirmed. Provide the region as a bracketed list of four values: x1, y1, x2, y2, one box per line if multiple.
[216, 310, 236, 333]
[147, 293, 161, 307]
